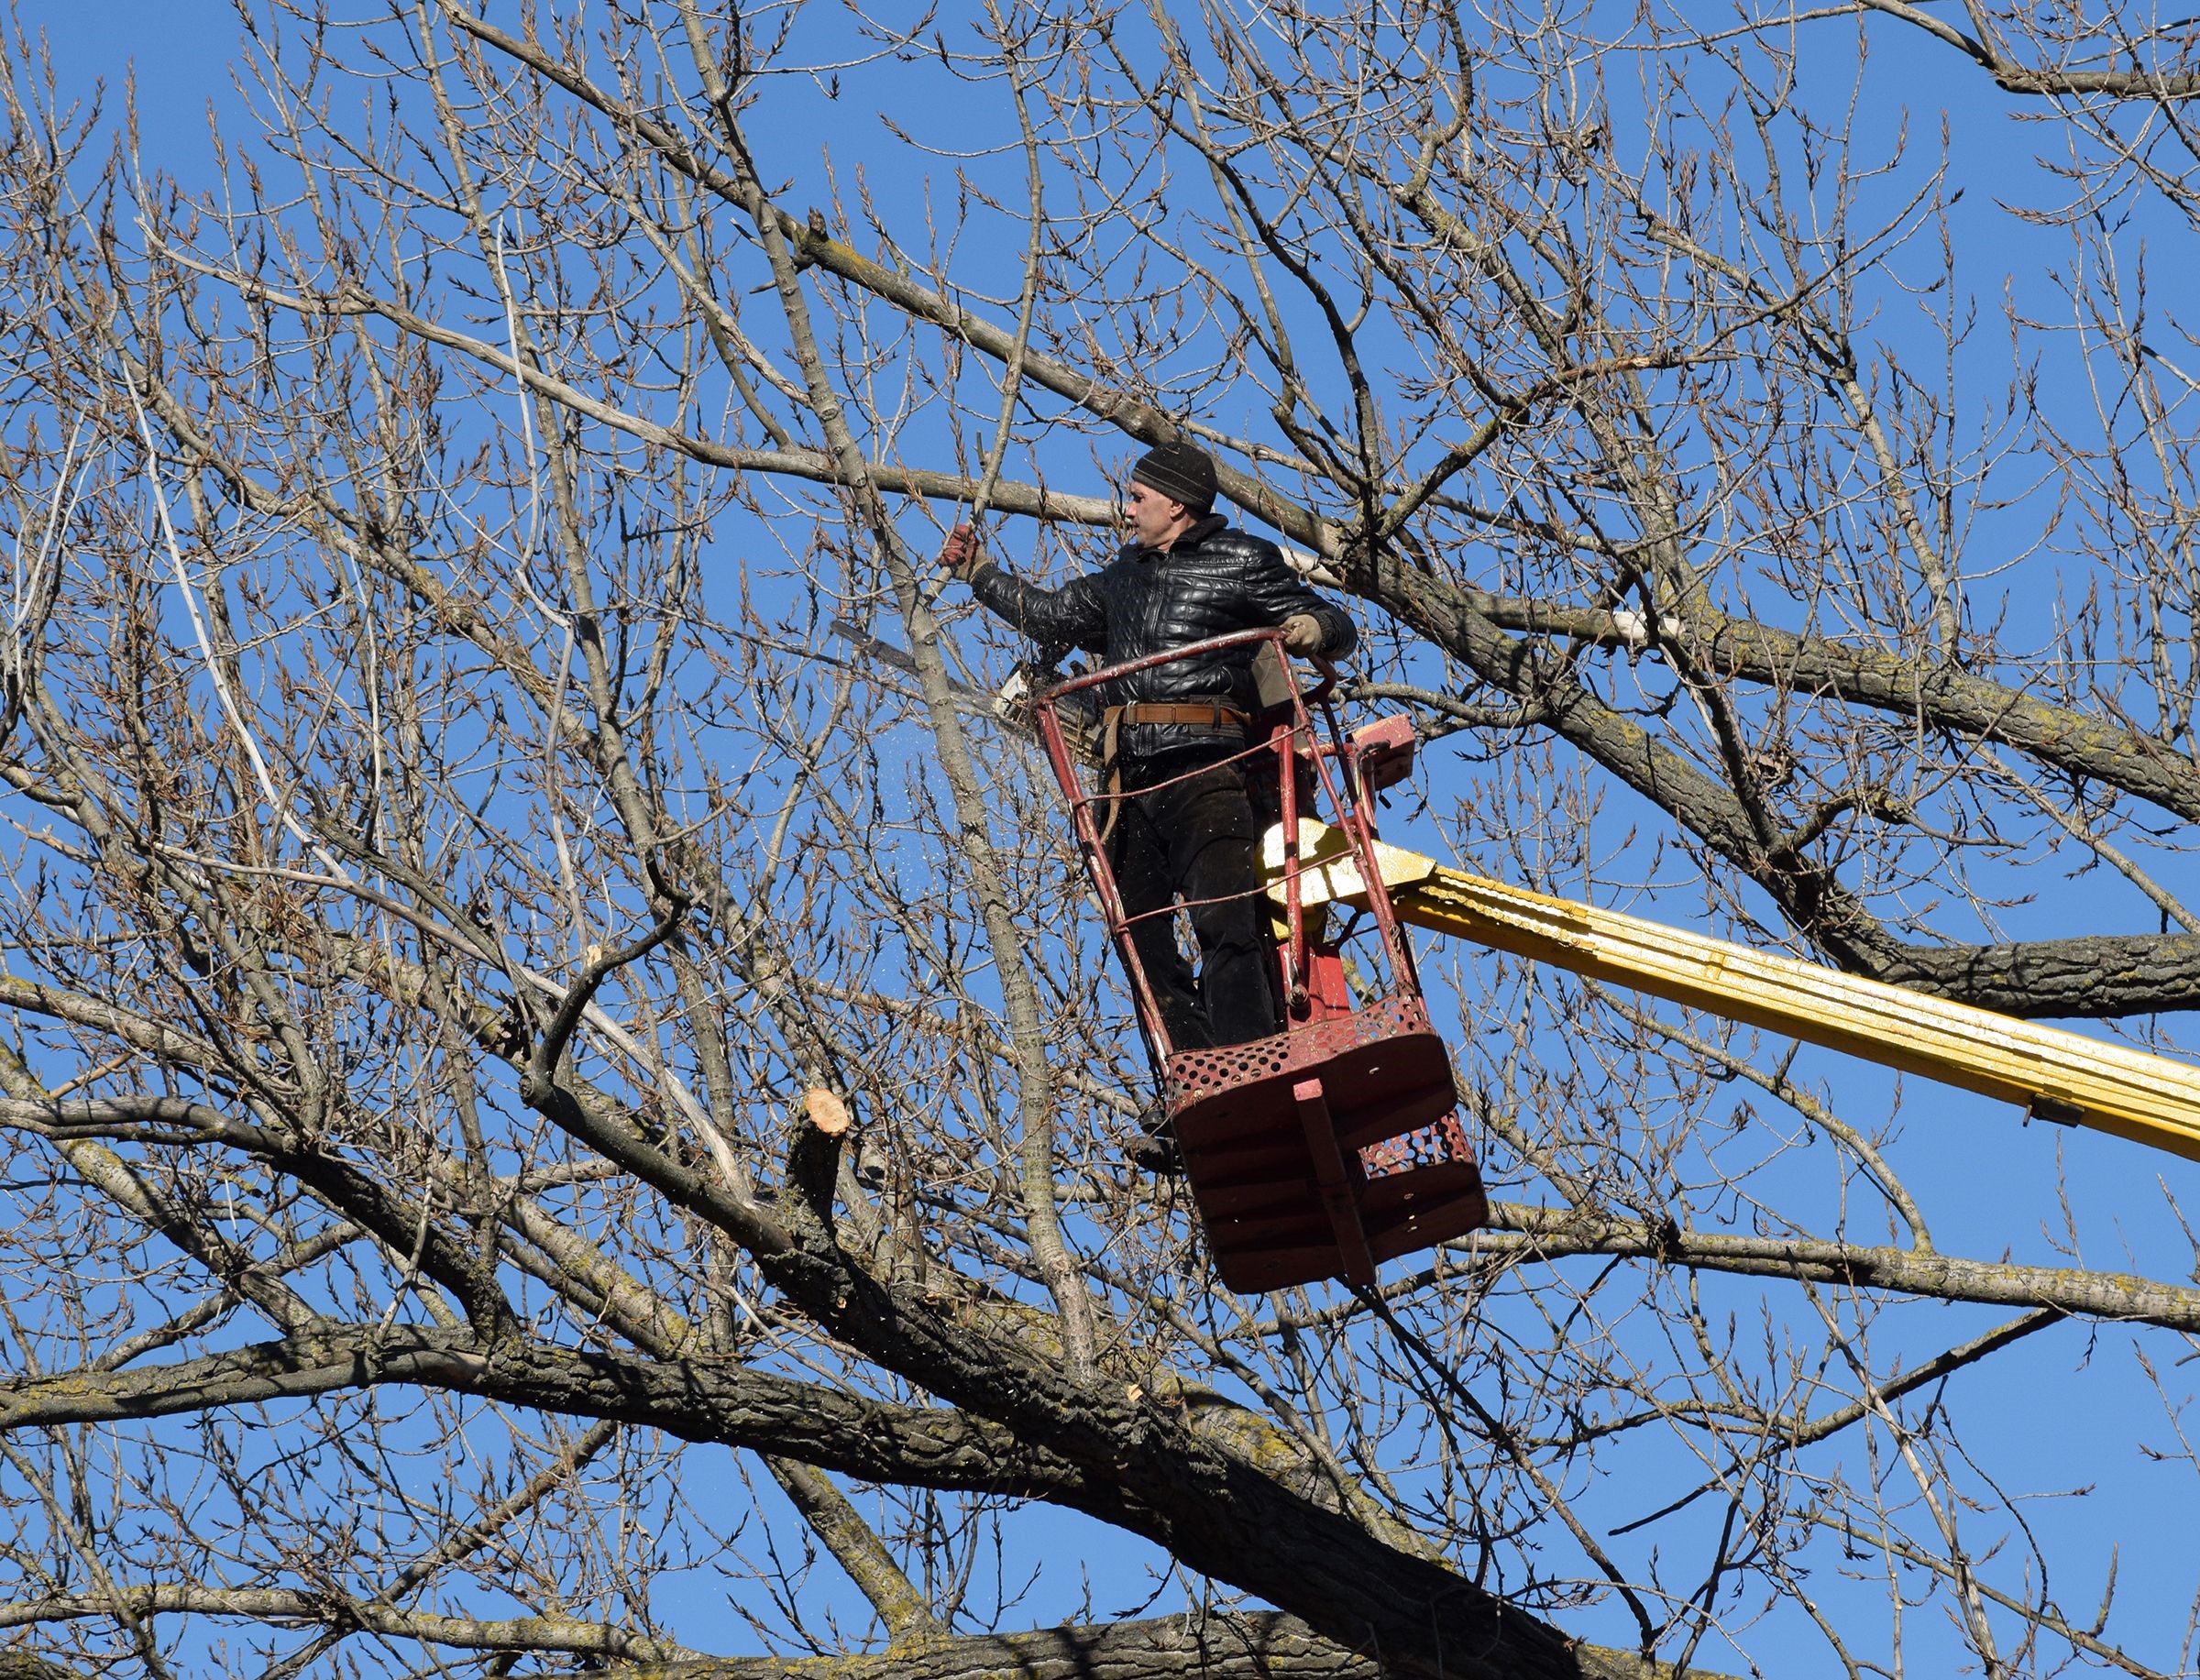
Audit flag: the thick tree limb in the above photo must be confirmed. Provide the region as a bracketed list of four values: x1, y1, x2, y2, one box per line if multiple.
[1360, 552, 2200, 1014]
[0, 1586, 693, 1664]
[0, 1095, 515, 1336]
[1466, 598, 2200, 828]
[760, 1457, 940, 1645]
[0, 1328, 1087, 1498]
[620, 1610, 1384, 1680]
[1478, 1204, 2200, 1333]
[0, 1654, 92, 1680]
[1851, 0, 2200, 99]
[0, 1323, 1685, 1679]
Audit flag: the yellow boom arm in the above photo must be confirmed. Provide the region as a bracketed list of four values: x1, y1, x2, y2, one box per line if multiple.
[1264, 823, 2200, 1163]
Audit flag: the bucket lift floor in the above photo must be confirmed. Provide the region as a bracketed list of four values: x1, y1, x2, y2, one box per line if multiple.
[1165, 998, 1490, 1294]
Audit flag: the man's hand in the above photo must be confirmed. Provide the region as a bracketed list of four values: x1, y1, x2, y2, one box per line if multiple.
[1282, 612, 1325, 655]
[938, 523, 983, 578]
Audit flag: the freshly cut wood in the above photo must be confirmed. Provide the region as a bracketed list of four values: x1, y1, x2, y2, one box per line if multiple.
[803, 1088, 852, 1136]
[1264, 822, 2200, 1163]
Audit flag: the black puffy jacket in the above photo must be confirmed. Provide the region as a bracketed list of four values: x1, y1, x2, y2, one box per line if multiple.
[969, 514, 1357, 762]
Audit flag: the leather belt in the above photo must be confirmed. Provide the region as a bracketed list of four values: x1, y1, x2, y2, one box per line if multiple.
[1113, 700, 1250, 730]
[1093, 701, 1251, 850]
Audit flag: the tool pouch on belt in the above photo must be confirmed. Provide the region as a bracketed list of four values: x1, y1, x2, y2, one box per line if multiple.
[1249, 641, 1297, 719]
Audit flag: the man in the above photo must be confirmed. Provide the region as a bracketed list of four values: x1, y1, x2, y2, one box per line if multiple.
[938, 440, 1357, 1098]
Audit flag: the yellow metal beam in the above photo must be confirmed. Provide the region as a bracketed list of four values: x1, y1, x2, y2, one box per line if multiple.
[1263, 823, 2200, 1163]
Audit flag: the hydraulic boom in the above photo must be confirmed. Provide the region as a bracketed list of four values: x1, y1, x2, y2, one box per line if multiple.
[1265, 822, 2200, 1165]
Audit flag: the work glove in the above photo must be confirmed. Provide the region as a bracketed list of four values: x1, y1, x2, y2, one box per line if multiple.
[938, 522, 982, 577]
[1281, 612, 1325, 655]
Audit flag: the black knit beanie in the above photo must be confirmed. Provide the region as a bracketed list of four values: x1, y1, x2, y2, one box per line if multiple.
[1130, 441, 1217, 513]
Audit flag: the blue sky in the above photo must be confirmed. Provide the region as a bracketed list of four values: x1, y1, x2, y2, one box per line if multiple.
[13, 2, 2200, 1675]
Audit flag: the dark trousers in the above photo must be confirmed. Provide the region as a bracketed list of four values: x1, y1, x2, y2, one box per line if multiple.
[1108, 758, 1280, 1050]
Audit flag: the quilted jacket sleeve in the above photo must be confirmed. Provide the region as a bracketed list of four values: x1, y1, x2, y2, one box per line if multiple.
[967, 563, 1108, 653]
[1234, 543, 1358, 659]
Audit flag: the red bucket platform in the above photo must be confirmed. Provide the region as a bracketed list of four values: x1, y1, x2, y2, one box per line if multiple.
[1166, 994, 1488, 1293]
[1034, 631, 1488, 1294]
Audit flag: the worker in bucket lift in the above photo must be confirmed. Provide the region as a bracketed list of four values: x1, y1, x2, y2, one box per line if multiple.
[937, 441, 1357, 1164]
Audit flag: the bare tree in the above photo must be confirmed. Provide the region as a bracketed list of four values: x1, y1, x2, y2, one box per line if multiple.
[0, 1, 2194, 1676]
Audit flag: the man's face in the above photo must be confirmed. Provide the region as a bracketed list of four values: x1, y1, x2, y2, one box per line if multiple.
[1124, 480, 1194, 551]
